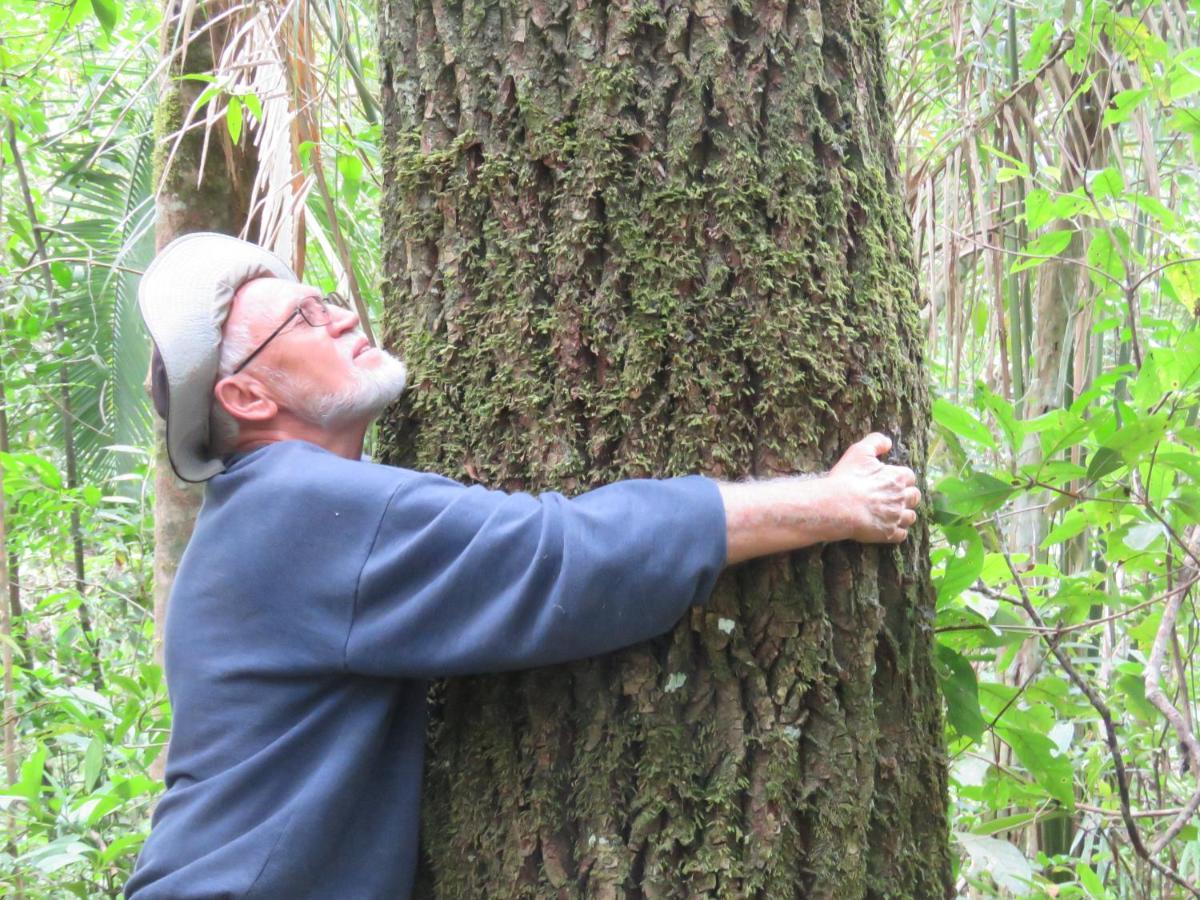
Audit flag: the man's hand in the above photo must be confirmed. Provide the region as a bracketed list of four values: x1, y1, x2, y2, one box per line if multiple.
[717, 433, 923, 565]
[826, 433, 921, 544]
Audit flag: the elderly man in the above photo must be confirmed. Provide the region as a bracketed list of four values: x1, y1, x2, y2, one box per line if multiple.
[125, 233, 921, 898]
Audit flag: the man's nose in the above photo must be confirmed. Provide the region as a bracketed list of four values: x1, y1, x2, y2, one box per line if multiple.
[328, 302, 361, 335]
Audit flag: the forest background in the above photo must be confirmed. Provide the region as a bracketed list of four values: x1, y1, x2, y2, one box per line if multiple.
[0, 0, 1197, 896]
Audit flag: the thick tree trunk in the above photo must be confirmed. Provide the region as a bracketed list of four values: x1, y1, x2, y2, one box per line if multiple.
[379, 0, 950, 894]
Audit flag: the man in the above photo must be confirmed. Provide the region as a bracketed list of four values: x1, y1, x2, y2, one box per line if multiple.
[126, 233, 921, 898]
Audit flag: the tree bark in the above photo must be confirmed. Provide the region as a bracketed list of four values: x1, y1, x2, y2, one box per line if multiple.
[379, 0, 950, 894]
[150, 0, 260, 677]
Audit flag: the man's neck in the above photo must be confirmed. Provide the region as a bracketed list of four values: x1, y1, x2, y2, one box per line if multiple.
[234, 415, 368, 462]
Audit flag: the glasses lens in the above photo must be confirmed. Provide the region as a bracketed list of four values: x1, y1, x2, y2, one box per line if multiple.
[298, 296, 332, 326]
[324, 291, 350, 309]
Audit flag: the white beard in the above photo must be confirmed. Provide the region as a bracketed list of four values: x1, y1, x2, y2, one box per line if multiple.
[289, 348, 409, 428]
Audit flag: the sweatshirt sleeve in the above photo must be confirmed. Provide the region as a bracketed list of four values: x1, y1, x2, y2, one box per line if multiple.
[345, 473, 727, 678]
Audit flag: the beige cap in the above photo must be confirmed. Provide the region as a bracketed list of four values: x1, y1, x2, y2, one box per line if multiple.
[138, 232, 298, 482]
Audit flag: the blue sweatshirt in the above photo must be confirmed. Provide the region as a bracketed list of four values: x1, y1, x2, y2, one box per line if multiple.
[126, 440, 726, 899]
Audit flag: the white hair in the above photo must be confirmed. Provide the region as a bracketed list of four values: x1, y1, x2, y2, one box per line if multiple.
[209, 319, 257, 456]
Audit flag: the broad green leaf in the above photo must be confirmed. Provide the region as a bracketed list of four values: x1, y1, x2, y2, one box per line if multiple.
[1011, 230, 1074, 273]
[1088, 167, 1125, 200]
[1102, 87, 1150, 127]
[1031, 460, 1087, 486]
[936, 472, 1019, 520]
[971, 810, 1040, 836]
[338, 154, 364, 207]
[1098, 412, 1167, 464]
[997, 725, 1075, 807]
[1086, 231, 1125, 285]
[1022, 22, 1055, 71]
[1086, 447, 1124, 482]
[92, 0, 118, 34]
[1041, 508, 1089, 548]
[1116, 670, 1158, 723]
[936, 643, 986, 742]
[1076, 862, 1110, 899]
[977, 386, 1021, 451]
[1163, 256, 1200, 314]
[7, 743, 47, 803]
[1024, 188, 1052, 229]
[1123, 521, 1163, 550]
[1130, 193, 1180, 231]
[1167, 106, 1200, 137]
[940, 526, 985, 601]
[50, 261, 73, 289]
[932, 398, 996, 448]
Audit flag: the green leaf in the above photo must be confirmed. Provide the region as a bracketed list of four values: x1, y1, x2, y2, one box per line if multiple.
[997, 725, 1075, 807]
[1011, 230, 1074, 273]
[1076, 862, 1110, 899]
[1116, 669, 1158, 723]
[1089, 167, 1125, 200]
[932, 398, 996, 449]
[1163, 256, 1200, 314]
[977, 386, 1021, 451]
[226, 96, 243, 145]
[91, 0, 118, 34]
[936, 643, 986, 742]
[1086, 231, 1126, 285]
[1123, 521, 1163, 551]
[971, 810, 1040, 836]
[1086, 446, 1124, 482]
[83, 736, 105, 792]
[338, 154, 364, 207]
[241, 92, 263, 123]
[940, 526, 985, 601]
[1022, 21, 1055, 71]
[936, 472, 1019, 520]
[1102, 87, 1150, 127]
[1041, 508, 1089, 548]
[1167, 106, 1200, 137]
[50, 261, 74, 289]
[1023, 188, 1053, 230]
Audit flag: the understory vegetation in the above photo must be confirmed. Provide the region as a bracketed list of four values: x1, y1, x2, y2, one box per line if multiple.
[1, 0, 1197, 895]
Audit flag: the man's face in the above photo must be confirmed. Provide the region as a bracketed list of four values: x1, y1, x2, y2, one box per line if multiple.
[222, 277, 407, 427]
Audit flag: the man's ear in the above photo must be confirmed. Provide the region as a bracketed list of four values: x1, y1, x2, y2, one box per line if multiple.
[214, 374, 278, 422]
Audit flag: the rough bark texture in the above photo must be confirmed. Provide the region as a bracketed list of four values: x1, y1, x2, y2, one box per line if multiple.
[150, 0, 258, 667]
[378, 0, 950, 894]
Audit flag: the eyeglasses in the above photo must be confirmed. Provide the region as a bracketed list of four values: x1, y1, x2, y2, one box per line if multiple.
[230, 292, 350, 375]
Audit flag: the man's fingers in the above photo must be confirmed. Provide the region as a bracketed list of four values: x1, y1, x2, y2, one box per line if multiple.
[896, 467, 917, 488]
[890, 527, 908, 543]
[904, 486, 922, 508]
[857, 432, 892, 459]
[899, 508, 917, 528]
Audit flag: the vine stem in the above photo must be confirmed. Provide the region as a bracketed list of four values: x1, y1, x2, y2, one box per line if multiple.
[991, 515, 1199, 897]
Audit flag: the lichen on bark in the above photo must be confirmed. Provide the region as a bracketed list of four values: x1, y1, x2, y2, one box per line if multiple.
[378, 0, 951, 894]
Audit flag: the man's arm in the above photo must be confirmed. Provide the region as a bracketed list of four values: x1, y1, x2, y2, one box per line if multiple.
[719, 433, 921, 565]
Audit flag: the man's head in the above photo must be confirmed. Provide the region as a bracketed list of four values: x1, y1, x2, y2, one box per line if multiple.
[211, 277, 408, 451]
[138, 233, 406, 482]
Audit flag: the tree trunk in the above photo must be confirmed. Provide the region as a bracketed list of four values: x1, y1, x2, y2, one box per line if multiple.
[379, 0, 950, 894]
[150, 0, 260, 676]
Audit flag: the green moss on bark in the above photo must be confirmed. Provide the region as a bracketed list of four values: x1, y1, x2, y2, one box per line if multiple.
[379, 0, 950, 894]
